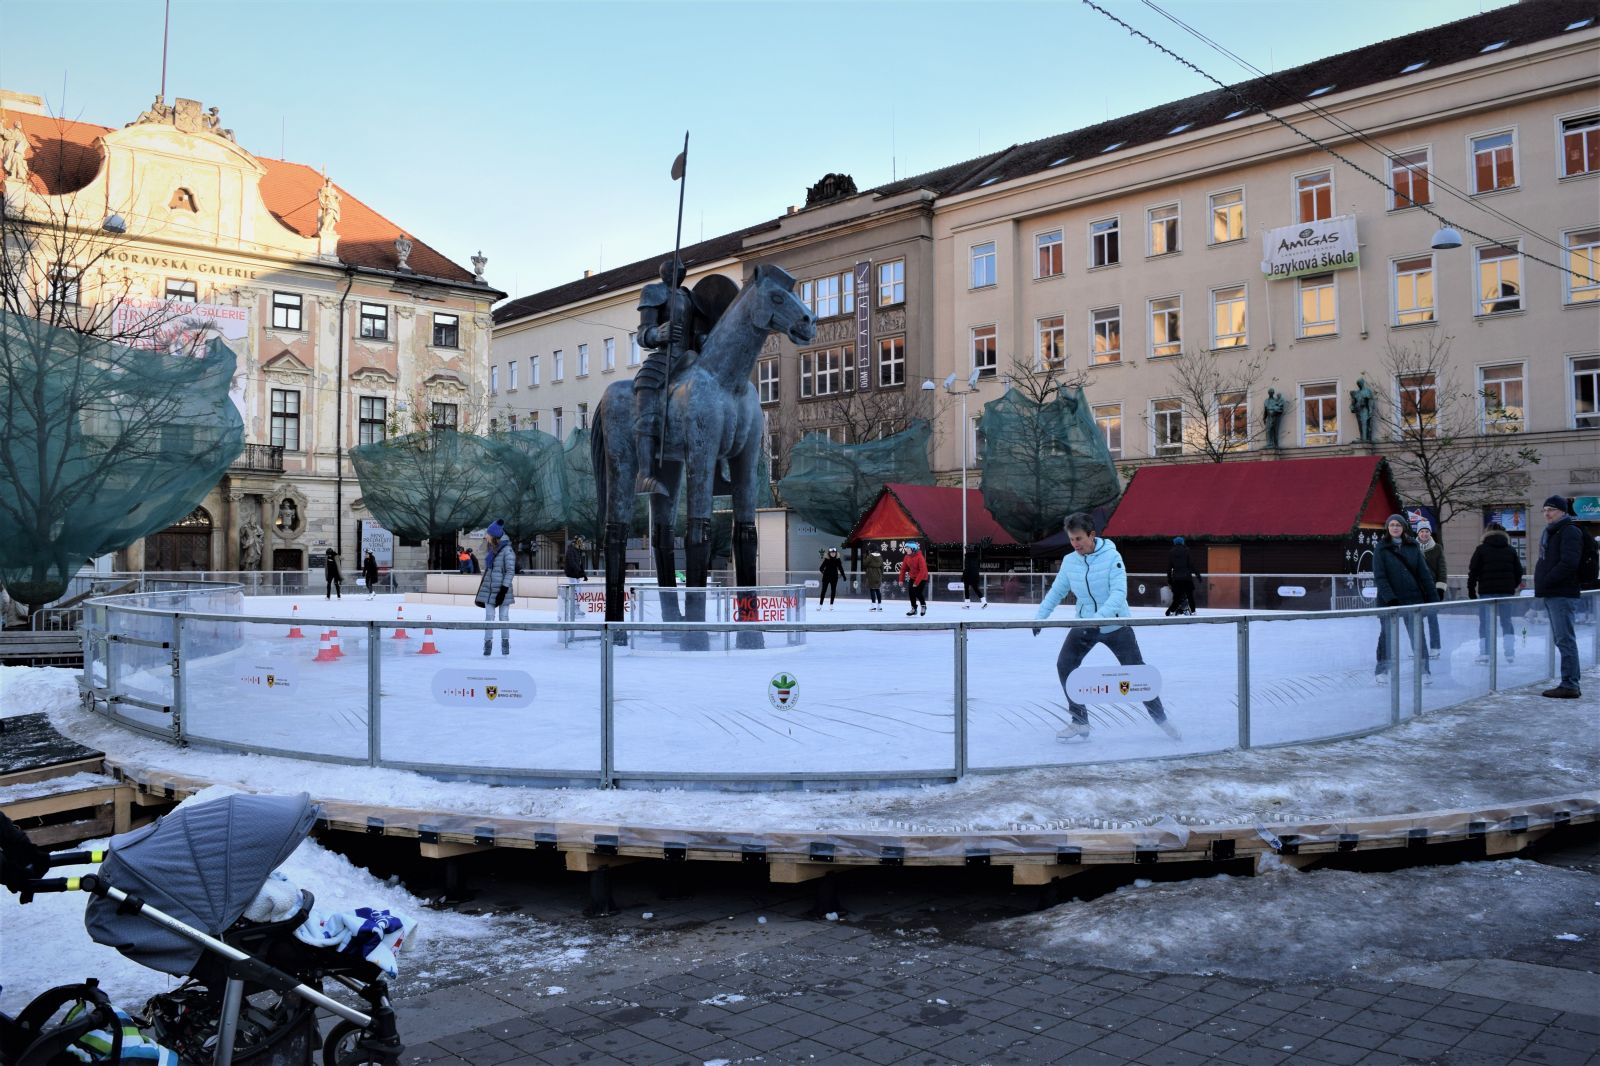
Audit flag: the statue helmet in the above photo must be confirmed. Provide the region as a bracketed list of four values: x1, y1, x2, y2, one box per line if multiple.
[658, 259, 686, 286]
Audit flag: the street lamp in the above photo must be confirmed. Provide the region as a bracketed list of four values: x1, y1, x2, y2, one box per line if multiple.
[1429, 224, 1463, 250]
[922, 367, 984, 559]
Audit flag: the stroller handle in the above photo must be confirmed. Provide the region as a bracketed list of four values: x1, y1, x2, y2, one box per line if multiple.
[45, 849, 104, 867]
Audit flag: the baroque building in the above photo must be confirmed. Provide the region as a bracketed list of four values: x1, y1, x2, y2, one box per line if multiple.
[0, 90, 500, 576]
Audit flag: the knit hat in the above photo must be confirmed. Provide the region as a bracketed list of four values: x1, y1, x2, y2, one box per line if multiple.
[1416, 521, 1431, 532]
[1542, 495, 1569, 513]
[1385, 514, 1407, 533]
[1173, 536, 1185, 545]
[486, 519, 505, 539]
[904, 542, 919, 552]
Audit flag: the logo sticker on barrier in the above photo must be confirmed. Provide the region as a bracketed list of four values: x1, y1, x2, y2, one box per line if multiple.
[803, 579, 820, 589]
[1361, 587, 1378, 600]
[1277, 586, 1307, 598]
[1065, 664, 1162, 703]
[768, 672, 799, 709]
[432, 668, 536, 708]
[946, 581, 965, 591]
[239, 663, 297, 691]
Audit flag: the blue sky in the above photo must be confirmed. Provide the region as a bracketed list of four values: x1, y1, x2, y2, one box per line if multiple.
[2, 0, 1509, 301]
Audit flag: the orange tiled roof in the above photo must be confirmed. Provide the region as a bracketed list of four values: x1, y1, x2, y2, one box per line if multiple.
[0, 108, 476, 284]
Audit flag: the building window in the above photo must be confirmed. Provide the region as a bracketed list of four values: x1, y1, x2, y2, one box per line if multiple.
[47, 263, 81, 305]
[878, 336, 905, 387]
[808, 346, 852, 396]
[1036, 315, 1065, 370]
[799, 351, 812, 399]
[507, 413, 518, 430]
[877, 259, 905, 306]
[1296, 170, 1333, 222]
[431, 402, 457, 431]
[1397, 372, 1437, 439]
[1476, 243, 1522, 315]
[1481, 362, 1525, 433]
[1301, 382, 1338, 446]
[432, 312, 459, 347]
[1152, 398, 1185, 456]
[578, 402, 589, 430]
[970, 242, 997, 288]
[799, 279, 814, 314]
[1149, 295, 1182, 357]
[577, 342, 589, 377]
[529, 411, 540, 431]
[842, 269, 855, 315]
[603, 337, 616, 371]
[1209, 189, 1245, 244]
[358, 396, 386, 445]
[1389, 148, 1431, 210]
[270, 389, 301, 450]
[1565, 228, 1599, 304]
[359, 302, 388, 340]
[629, 332, 641, 365]
[553, 349, 564, 381]
[1216, 391, 1249, 450]
[1561, 114, 1600, 177]
[1297, 273, 1337, 336]
[1471, 130, 1516, 192]
[531, 354, 541, 387]
[815, 275, 840, 317]
[1036, 229, 1064, 278]
[971, 324, 997, 378]
[1092, 403, 1122, 458]
[1089, 217, 1120, 267]
[1147, 204, 1179, 256]
[1572, 356, 1600, 429]
[272, 291, 302, 331]
[553, 407, 564, 439]
[758, 357, 779, 404]
[1090, 306, 1121, 364]
[165, 278, 197, 302]
[1211, 285, 1247, 349]
[490, 365, 499, 394]
[1393, 255, 1435, 325]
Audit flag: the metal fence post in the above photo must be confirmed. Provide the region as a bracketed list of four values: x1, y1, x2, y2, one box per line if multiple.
[1546, 601, 1557, 683]
[1412, 605, 1425, 715]
[367, 621, 381, 767]
[601, 625, 615, 788]
[1488, 600, 1499, 692]
[953, 624, 968, 779]
[171, 613, 185, 745]
[1236, 619, 1250, 750]
[1388, 613, 1401, 725]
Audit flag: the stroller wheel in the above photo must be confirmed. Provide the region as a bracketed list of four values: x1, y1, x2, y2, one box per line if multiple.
[322, 1019, 362, 1066]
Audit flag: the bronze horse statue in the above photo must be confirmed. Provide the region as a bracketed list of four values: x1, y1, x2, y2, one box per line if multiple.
[592, 264, 815, 641]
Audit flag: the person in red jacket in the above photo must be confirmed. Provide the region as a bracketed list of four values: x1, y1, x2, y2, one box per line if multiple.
[898, 541, 929, 616]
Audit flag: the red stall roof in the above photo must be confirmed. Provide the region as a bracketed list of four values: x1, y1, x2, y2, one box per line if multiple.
[846, 484, 1019, 547]
[1103, 456, 1401, 540]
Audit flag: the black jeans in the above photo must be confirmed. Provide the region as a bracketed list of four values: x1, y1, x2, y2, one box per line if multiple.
[906, 580, 927, 610]
[1054, 625, 1169, 726]
[868, 586, 882, 604]
[963, 575, 983, 603]
[326, 576, 341, 598]
[1167, 579, 1195, 614]
[1375, 612, 1429, 674]
[819, 576, 838, 604]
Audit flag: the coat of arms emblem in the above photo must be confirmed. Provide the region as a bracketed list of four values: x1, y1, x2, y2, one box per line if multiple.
[486, 685, 499, 701]
[768, 673, 798, 709]
[1118, 680, 1131, 696]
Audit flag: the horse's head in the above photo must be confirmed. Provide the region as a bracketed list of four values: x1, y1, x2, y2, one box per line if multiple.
[750, 264, 816, 345]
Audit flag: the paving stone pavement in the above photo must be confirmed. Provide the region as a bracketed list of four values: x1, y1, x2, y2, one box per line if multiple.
[392, 918, 1600, 1066]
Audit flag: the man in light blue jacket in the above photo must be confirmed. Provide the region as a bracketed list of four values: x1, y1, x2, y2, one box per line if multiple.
[1033, 512, 1179, 742]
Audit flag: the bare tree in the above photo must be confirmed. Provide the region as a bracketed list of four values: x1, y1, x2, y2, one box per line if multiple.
[1146, 346, 1271, 463]
[1371, 333, 1540, 547]
[801, 385, 932, 445]
[1003, 352, 1089, 406]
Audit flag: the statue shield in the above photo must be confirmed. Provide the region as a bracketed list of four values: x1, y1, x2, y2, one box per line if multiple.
[692, 275, 739, 328]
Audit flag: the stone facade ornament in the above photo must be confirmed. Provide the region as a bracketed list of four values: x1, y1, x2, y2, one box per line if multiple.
[472, 313, 492, 329]
[875, 308, 907, 335]
[0, 119, 31, 183]
[316, 179, 341, 236]
[128, 96, 236, 141]
[394, 235, 413, 272]
[271, 485, 309, 541]
[805, 173, 857, 207]
[394, 305, 414, 319]
[471, 250, 487, 283]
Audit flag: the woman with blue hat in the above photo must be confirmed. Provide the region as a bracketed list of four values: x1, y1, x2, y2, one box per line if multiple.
[475, 519, 516, 656]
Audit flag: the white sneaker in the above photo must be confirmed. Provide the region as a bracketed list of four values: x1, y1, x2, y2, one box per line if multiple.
[1374, 674, 1389, 685]
[1474, 655, 1489, 665]
[1156, 718, 1183, 741]
[1056, 722, 1091, 742]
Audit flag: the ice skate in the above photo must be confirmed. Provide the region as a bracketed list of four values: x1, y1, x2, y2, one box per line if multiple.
[919, 605, 926, 616]
[906, 608, 916, 616]
[1474, 654, 1489, 664]
[1056, 721, 1090, 742]
[482, 639, 491, 657]
[501, 640, 510, 656]
[1156, 718, 1183, 741]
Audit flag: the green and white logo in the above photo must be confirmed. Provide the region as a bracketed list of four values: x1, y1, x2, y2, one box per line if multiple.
[768, 672, 799, 709]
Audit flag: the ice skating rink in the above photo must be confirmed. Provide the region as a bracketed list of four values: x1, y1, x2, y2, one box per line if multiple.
[94, 591, 1592, 782]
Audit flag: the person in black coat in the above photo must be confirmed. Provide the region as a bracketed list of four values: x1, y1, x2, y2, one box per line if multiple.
[960, 544, 986, 608]
[1372, 514, 1435, 679]
[324, 549, 342, 599]
[1467, 522, 1523, 663]
[1165, 536, 1196, 616]
[362, 550, 380, 599]
[563, 538, 587, 581]
[1534, 496, 1585, 698]
[819, 548, 845, 609]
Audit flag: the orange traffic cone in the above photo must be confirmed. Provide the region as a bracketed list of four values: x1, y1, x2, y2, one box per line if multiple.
[286, 604, 304, 639]
[392, 604, 409, 640]
[312, 629, 338, 662]
[417, 616, 440, 655]
[329, 628, 344, 658]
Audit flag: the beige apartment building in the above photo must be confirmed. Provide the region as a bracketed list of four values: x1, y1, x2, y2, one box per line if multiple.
[0, 90, 498, 575]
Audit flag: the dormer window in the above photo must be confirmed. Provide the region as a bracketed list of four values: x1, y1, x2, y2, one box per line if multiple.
[1307, 85, 1335, 98]
[1049, 156, 1072, 167]
[1168, 122, 1193, 135]
[1480, 40, 1509, 52]
[1100, 142, 1125, 154]
[1566, 18, 1594, 30]
[169, 188, 198, 212]
[1225, 107, 1250, 120]
[1400, 60, 1428, 73]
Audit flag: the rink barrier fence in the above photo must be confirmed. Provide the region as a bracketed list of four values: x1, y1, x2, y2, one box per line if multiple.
[77, 584, 1599, 791]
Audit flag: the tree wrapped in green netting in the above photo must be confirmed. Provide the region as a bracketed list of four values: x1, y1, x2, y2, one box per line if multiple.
[778, 419, 932, 536]
[977, 386, 1120, 544]
[0, 311, 245, 605]
[483, 428, 568, 542]
[350, 429, 500, 541]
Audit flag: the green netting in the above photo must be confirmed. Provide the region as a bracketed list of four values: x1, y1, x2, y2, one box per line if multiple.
[350, 429, 500, 542]
[483, 428, 568, 541]
[977, 386, 1121, 544]
[0, 311, 244, 605]
[778, 420, 933, 536]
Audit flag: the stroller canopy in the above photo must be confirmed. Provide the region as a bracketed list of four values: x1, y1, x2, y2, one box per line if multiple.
[85, 793, 318, 977]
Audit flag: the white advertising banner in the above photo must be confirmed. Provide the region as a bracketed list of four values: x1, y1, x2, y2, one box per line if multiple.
[110, 298, 252, 414]
[431, 668, 537, 709]
[1260, 215, 1359, 280]
[1065, 664, 1163, 703]
[360, 521, 395, 568]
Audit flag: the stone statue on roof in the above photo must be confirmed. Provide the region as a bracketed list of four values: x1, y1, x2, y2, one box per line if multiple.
[471, 251, 487, 283]
[316, 179, 341, 237]
[0, 119, 31, 183]
[394, 234, 413, 272]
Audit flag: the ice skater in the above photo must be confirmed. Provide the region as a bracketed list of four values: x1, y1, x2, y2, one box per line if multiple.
[1372, 514, 1434, 682]
[1416, 522, 1447, 657]
[1467, 521, 1522, 663]
[362, 550, 379, 600]
[961, 543, 986, 608]
[864, 548, 885, 610]
[819, 548, 844, 610]
[1033, 512, 1180, 742]
[1165, 536, 1196, 616]
[899, 541, 928, 616]
[324, 548, 342, 599]
[476, 519, 515, 656]
[1534, 496, 1584, 699]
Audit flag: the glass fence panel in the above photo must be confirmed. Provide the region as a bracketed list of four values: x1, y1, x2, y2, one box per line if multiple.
[180, 616, 369, 761]
[107, 609, 174, 732]
[1495, 595, 1550, 691]
[378, 621, 600, 778]
[1420, 600, 1492, 713]
[966, 619, 1236, 768]
[1247, 613, 1392, 746]
[611, 623, 955, 778]
[1578, 592, 1598, 672]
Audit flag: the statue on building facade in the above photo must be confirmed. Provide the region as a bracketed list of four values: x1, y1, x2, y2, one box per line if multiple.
[394, 234, 413, 272]
[276, 497, 300, 533]
[1263, 387, 1286, 450]
[316, 179, 341, 236]
[0, 120, 31, 183]
[239, 521, 264, 570]
[471, 250, 487, 283]
[1350, 377, 1376, 443]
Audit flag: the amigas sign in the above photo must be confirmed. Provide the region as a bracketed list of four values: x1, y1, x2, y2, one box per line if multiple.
[1261, 216, 1358, 280]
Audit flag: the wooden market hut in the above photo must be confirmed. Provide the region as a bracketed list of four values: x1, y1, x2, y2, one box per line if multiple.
[844, 483, 1023, 574]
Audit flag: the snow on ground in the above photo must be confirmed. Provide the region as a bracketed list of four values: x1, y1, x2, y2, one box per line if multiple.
[983, 858, 1600, 983]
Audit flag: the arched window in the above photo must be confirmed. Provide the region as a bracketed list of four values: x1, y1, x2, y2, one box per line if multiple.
[169, 187, 198, 212]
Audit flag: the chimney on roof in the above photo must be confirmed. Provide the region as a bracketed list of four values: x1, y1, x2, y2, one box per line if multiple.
[583, 269, 593, 279]
[786, 205, 797, 215]
[0, 89, 46, 115]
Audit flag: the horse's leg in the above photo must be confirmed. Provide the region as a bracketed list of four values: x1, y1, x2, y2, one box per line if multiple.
[681, 445, 716, 651]
[727, 433, 764, 649]
[652, 461, 684, 626]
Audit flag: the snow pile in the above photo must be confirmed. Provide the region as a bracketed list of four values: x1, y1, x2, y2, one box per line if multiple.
[985, 858, 1600, 982]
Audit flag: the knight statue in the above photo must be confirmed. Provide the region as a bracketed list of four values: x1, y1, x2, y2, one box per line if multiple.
[633, 259, 706, 494]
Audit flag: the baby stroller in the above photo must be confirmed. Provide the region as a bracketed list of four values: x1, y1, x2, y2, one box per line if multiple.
[6, 794, 402, 1066]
